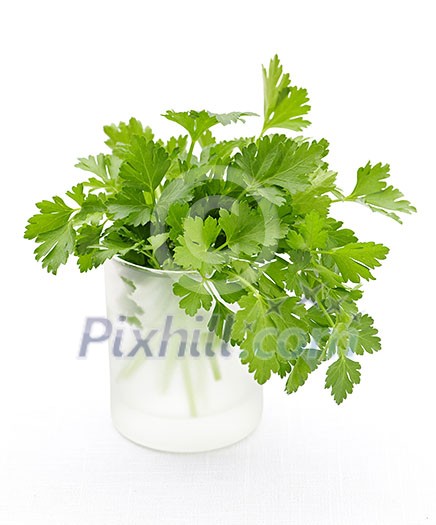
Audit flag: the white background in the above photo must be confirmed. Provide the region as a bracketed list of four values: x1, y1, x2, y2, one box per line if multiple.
[1, 1, 435, 523]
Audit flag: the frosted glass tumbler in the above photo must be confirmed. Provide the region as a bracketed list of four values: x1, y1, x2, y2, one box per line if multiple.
[104, 257, 263, 452]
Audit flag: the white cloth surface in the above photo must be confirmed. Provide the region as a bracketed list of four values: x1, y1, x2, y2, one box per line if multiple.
[1, 368, 434, 525]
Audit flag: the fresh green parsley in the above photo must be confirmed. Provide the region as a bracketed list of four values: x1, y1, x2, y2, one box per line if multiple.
[24, 55, 415, 404]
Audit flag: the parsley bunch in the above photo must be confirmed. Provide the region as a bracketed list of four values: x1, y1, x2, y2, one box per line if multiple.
[25, 56, 415, 403]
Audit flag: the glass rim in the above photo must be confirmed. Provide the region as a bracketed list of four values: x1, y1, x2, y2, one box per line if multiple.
[112, 255, 197, 277]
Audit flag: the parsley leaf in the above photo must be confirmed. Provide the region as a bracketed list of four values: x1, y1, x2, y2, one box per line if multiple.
[325, 355, 361, 404]
[262, 54, 311, 133]
[24, 196, 76, 274]
[173, 216, 225, 273]
[299, 210, 329, 249]
[240, 329, 281, 384]
[348, 314, 381, 354]
[230, 135, 328, 196]
[173, 275, 213, 316]
[118, 137, 170, 195]
[346, 162, 417, 222]
[285, 355, 313, 394]
[107, 188, 151, 226]
[163, 110, 257, 143]
[234, 292, 281, 383]
[103, 117, 154, 150]
[329, 242, 389, 283]
[219, 202, 265, 256]
[75, 154, 121, 192]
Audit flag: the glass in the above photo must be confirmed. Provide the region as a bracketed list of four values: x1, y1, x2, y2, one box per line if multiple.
[104, 257, 263, 452]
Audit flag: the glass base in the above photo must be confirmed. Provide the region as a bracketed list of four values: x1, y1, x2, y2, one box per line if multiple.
[111, 389, 263, 453]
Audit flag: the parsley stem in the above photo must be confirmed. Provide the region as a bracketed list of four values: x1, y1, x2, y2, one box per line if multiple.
[209, 354, 222, 381]
[203, 280, 231, 311]
[330, 195, 354, 204]
[181, 358, 197, 417]
[215, 240, 229, 252]
[319, 332, 333, 362]
[136, 243, 160, 269]
[316, 295, 335, 328]
[231, 273, 265, 303]
[186, 139, 196, 166]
